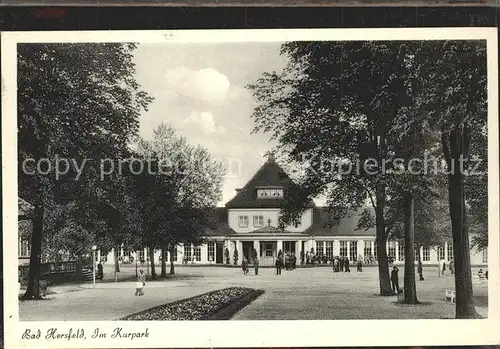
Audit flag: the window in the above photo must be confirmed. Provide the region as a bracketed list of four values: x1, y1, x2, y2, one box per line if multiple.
[349, 241, 358, 261]
[253, 215, 264, 227]
[373, 242, 378, 260]
[398, 243, 405, 261]
[184, 244, 192, 262]
[260, 243, 273, 257]
[238, 216, 249, 228]
[193, 246, 201, 262]
[19, 240, 30, 257]
[414, 248, 419, 261]
[363, 241, 372, 259]
[257, 188, 283, 199]
[207, 241, 215, 262]
[325, 241, 334, 260]
[422, 246, 430, 261]
[482, 249, 488, 263]
[339, 241, 348, 257]
[437, 246, 445, 261]
[387, 241, 396, 259]
[316, 241, 325, 256]
[447, 242, 454, 261]
[171, 246, 178, 262]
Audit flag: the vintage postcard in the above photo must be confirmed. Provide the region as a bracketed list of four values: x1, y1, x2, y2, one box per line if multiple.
[2, 28, 499, 348]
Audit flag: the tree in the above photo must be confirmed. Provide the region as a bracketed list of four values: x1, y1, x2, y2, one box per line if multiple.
[248, 41, 418, 296]
[18, 43, 152, 299]
[133, 124, 224, 277]
[413, 41, 486, 318]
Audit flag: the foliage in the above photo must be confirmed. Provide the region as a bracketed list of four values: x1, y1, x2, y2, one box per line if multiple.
[18, 43, 152, 298]
[224, 248, 230, 265]
[233, 249, 239, 265]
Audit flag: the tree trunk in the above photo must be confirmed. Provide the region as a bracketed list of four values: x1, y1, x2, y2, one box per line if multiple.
[443, 125, 479, 318]
[161, 243, 167, 277]
[417, 245, 424, 280]
[375, 207, 392, 296]
[22, 200, 44, 300]
[149, 246, 156, 280]
[169, 245, 176, 275]
[403, 191, 418, 304]
[114, 248, 120, 273]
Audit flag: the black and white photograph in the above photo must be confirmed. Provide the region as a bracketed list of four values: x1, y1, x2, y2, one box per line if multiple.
[2, 28, 499, 348]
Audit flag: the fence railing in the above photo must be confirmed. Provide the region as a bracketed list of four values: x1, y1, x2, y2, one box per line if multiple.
[19, 260, 78, 281]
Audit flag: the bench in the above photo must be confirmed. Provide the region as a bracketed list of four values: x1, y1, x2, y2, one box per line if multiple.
[445, 290, 456, 303]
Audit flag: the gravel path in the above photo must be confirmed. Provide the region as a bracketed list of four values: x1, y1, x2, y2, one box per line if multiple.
[19, 265, 488, 321]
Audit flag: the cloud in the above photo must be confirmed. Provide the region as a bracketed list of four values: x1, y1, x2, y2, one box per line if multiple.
[164, 67, 230, 106]
[184, 111, 225, 135]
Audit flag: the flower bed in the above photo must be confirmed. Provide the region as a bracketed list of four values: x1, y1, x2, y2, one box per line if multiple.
[120, 287, 264, 321]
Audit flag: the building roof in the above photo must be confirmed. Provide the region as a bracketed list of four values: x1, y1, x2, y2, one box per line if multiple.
[204, 207, 236, 237]
[248, 225, 307, 236]
[305, 207, 376, 237]
[18, 198, 33, 219]
[205, 206, 375, 238]
[225, 154, 314, 209]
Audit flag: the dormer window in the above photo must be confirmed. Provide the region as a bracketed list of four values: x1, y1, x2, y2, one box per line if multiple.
[257, 188, 283, 199]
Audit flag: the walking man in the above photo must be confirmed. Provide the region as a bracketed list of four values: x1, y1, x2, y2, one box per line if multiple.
[344, 257, 350, 272]
[254, 257, 259, 275]
[275, 257, 282, 275]
[391, 266, 400, 294]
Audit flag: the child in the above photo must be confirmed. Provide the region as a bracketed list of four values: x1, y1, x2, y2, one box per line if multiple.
[135, 269, 146, 296]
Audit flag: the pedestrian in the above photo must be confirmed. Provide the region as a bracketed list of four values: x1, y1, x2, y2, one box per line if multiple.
[275, 257, 282, 275]
[135, 269, 146, 296]
[97, 261, 103, 280]
[339, 257, 344, 272]
[285, 253, 290, 271]
[344, 257, 350, 272]
[356, 259, 363, 272]
[242, 257, 248, 275]
[306, 252, 310, 265]
[449, 259, 455, 274]
[333, 257, 338, 272]
[254, 257, 259, 275]
[390, 266, 399, 294]
[441, 259, 446, 275]
[292, 253, 297, 269]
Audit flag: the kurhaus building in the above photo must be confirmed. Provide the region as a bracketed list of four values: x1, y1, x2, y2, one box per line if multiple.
[18, 155, 488, 267]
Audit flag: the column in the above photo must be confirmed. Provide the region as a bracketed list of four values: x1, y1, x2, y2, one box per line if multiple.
[253, 240, 260, 259]
[235, 240, 241, 264]
[277, 240, 283, 255]
[371, 240, 375, 256]
[201, 243, 208, 264]
[295, 240, 301, 258]
[357, 240, 363, 261]
[347, 241, 350, 259]
[395, 241, 399, 262]
[444, 242, 449, 261]
[97, 250, 101, 262]
[308, 239, 315, 253]
[333, 240, 340, 256]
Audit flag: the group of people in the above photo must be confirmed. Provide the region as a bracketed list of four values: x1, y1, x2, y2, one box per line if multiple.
[332, 256, 354, 272]
[274, 251, 298, 274]
[242, 257, 260, 275]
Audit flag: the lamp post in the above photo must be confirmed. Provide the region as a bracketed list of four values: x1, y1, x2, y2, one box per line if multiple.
[92, 245, 97, 288]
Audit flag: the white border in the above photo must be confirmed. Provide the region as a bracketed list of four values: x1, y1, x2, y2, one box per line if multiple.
[2, 28, 499, 348]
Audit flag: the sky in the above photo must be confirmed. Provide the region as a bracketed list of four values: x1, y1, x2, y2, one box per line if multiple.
[132, 43, 288, 207]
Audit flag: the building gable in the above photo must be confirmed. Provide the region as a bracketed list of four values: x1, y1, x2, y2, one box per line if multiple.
[225, 154, 314, 209]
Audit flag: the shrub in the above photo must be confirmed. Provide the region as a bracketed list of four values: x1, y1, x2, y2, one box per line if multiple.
[233, 249, 239, 265]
